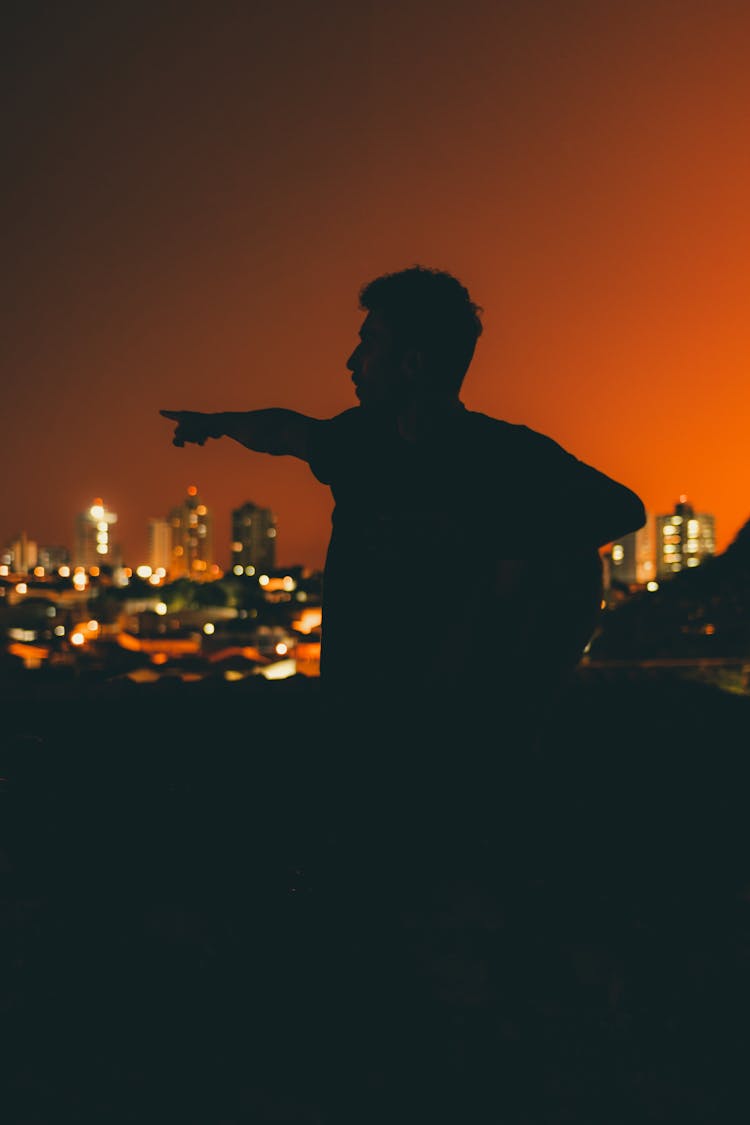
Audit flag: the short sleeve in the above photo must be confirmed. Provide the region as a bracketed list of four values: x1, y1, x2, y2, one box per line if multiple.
[511, 425, 645, 546]
[307, 408, 362, 486]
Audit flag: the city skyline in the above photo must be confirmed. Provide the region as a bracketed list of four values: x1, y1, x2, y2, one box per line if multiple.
[4, 5, 750, 565]
[2, 485, 742, 576]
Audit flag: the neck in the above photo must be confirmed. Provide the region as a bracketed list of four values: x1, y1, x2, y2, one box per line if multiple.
[395, 393, 462, 442]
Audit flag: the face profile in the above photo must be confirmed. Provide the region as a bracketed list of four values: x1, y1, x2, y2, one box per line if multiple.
[346, 311, 403, 411]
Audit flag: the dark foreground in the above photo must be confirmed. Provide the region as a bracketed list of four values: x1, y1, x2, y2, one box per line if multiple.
[1, 670, 749, 1124]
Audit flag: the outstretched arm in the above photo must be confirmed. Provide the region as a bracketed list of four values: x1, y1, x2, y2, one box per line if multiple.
[159, 409, 315, 461]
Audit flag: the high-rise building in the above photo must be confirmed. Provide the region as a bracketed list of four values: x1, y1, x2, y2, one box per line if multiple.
[8, 531, 38, 574]
[148, 518, 172, 573]
[230, 501, 277, 575]
[656, 496, 715, 579]
[38, 545, 70, 572]
[168, 486, 213, 578]
[74, 498, 117, 569]
[609, 515, 656, 586]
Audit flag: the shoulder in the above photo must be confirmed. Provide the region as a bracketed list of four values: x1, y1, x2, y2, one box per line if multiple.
[460, 410, 575, 462]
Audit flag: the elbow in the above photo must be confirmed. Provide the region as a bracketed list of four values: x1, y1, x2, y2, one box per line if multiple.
[603, 488, 646, 545]
[627, 491, 647, 535]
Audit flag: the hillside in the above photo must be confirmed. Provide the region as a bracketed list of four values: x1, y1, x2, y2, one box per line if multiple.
[592, 515, 750, 660]
[1, 672, 749, 1122]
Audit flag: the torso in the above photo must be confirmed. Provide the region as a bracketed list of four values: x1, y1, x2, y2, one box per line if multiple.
[311, 407, 603, 698]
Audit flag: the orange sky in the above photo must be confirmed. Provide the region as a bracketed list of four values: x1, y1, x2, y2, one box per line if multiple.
[3, 1, 749, 569]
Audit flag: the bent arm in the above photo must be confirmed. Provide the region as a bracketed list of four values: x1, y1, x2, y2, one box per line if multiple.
[160, 408, 315, 461]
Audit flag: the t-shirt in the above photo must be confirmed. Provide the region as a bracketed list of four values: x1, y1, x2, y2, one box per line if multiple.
[307, 404, 643, 697]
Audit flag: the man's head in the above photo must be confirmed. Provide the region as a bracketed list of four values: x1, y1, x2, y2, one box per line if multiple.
[347, 266, 483, 410]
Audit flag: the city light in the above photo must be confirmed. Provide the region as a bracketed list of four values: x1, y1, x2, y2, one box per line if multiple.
[136, 565, 152, 579]
[647, 581, 659, 592]
[233, 564, 244, 576]
[155, 603, 167, 615]
[203, 622, 215, 635]
[15, 583, 27, 594]
[70, 632, 85, 646]
[275, 642, 288, 655]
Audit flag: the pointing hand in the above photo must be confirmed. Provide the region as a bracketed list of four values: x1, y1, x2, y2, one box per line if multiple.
[160, 410, 222, 447]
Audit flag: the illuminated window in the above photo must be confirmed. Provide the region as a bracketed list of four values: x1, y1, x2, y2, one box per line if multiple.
[611, 545, 624, 563]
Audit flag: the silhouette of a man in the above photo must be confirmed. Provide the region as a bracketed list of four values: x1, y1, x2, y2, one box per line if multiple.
[161, 266, 645, 729]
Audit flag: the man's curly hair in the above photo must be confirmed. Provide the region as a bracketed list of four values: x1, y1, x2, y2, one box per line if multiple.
[359, 266, 483, 393]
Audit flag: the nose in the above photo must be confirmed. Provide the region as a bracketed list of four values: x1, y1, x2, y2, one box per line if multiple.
[346, 341, 361, 372]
